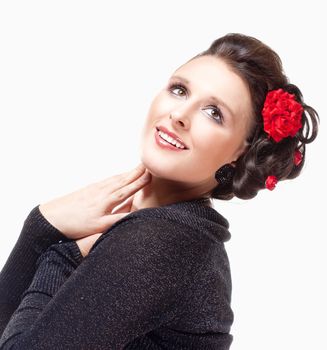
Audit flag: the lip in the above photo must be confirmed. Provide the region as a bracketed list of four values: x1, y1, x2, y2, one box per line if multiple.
[154, 128, 188, 152]
[155, 125, 189, 149]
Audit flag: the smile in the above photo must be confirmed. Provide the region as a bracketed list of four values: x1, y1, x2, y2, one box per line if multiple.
[158, 130, 186, 149]
[154, 129, 188, 152]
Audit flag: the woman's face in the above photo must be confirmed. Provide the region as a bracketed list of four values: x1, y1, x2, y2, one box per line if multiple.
[139, 55, 252, 191]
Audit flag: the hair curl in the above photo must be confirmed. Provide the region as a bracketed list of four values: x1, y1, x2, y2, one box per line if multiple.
[191, 33, 319, 200]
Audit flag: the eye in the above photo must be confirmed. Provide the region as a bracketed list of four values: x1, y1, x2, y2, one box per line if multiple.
[168, 83, 187, 97]
[203, 105, 224, 124]
[168, 81, 224, 124]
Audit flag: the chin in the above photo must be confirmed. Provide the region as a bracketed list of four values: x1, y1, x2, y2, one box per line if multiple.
[138, 153, 182, 182]
[138, 134, 194, 182]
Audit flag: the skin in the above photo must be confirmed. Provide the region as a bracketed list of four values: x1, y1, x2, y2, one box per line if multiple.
[131, 55, 253, 211]
[40, 55, 253, 256]
[40, 164, 151, 257]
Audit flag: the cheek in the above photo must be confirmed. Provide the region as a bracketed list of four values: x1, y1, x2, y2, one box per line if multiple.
[194, 125, 239, 170]
[140, 96, 162, 137]
[139, 94, 171, 148]
[146, 93, 176, 123]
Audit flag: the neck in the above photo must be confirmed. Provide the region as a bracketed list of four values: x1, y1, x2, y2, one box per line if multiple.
[130, 175, 213, 211]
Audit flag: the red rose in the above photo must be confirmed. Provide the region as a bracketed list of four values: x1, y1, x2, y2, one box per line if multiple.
[265, 175, 278, 191]
[294, 149, 303, 166]
[262, 89, 303, 142]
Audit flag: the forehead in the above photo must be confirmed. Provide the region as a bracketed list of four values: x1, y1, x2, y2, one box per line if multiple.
[174, 55, 253, 130]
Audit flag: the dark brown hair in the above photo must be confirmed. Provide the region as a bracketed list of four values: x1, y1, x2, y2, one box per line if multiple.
[192, 33, 319, 200]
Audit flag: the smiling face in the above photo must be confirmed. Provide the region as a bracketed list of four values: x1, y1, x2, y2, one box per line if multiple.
[139, 55, 253, 192]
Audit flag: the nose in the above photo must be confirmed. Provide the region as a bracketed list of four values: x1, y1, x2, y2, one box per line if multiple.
[169, 109, 191, 130]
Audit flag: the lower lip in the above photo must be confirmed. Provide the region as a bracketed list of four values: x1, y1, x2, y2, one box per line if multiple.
[154, 129, 187, 152]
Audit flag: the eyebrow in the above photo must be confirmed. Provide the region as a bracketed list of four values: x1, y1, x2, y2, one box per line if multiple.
[170, 75, 236, 119]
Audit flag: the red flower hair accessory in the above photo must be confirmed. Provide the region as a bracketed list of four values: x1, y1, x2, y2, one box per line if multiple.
[294, 149, 303, 166]
[265, 175, 278, 191]
[262, 89, 303, 142]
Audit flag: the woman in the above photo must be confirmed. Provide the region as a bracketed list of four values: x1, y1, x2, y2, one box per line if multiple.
[0, 33, 319, 349]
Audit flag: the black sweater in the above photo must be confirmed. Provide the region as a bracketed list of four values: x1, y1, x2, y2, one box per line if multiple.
[0, 198, 234, 349]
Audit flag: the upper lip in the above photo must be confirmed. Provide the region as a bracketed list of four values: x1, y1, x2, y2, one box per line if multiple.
[156, 125, 189, 149]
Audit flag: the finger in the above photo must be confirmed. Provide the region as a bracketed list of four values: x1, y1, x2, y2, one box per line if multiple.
[109, 166, 148, 194]
[111, 195, 135, 215]
[99, 163, 146, 189]
[107, 171, 151, 208]
[99, 212, 131, 229]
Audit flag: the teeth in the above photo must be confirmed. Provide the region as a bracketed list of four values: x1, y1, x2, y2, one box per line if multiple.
[158, 130, 185, 149]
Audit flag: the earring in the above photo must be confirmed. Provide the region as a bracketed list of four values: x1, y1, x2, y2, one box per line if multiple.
[215, 163, 235, 186]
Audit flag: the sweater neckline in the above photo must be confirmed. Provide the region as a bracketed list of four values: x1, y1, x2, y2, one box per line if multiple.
[117, 197, 231, 242]
[160, 197, 229, 228]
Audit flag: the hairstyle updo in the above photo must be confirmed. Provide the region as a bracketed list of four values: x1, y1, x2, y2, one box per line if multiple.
[192, 33, 320, 200]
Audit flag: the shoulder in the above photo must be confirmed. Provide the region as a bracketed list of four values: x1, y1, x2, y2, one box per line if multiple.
[86, 214, 232, 312]
[78, 217, 211, 306]
[92, 216, 203, 255]
[90, 214, 230, 278]
[88, 216, 213, 275]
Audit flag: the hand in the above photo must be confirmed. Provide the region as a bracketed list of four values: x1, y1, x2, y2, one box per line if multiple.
[39, 163, 151, 240]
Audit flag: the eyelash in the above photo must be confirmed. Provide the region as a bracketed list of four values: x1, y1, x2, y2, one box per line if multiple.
[167, 82, 224, 124]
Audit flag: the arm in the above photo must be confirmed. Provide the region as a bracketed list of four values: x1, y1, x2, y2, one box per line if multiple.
[0, 205, 70, 336]
[0, 240, 83, 349]
[0, 218, 202, 349]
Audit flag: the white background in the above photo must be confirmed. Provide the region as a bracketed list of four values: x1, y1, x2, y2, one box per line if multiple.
[0, 1, 325, 349]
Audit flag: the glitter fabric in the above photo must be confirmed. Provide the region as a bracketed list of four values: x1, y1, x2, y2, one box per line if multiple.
[0, 198, 233, 349]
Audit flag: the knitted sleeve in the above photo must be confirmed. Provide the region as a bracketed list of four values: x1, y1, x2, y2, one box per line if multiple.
[0, 217, 204, 349]
[0, 240, 83, 349]
[0, 205, 70, 337]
